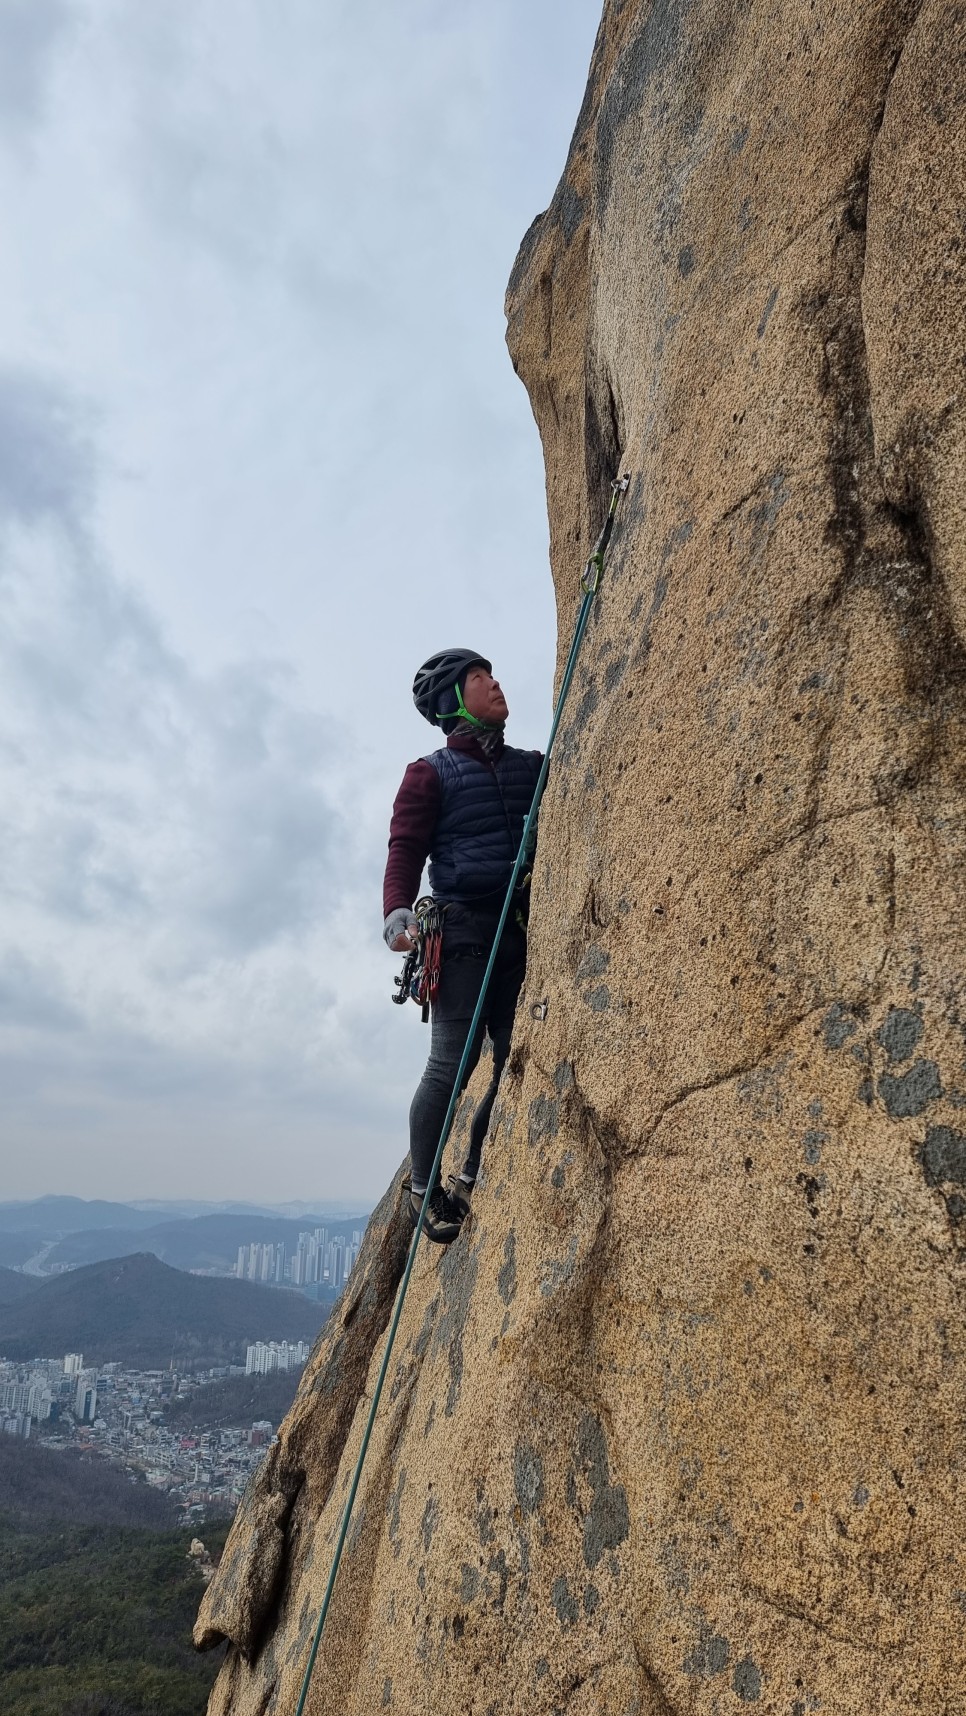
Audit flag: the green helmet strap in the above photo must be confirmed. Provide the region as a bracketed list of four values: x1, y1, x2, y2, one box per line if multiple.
[437, 678, 500, 731]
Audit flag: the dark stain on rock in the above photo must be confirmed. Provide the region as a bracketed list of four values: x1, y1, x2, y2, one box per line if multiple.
[529, 1092, 560, 1144]
[486, 1548, 509, 1611]
[387, 1467, 406, 1556]
[576, 681, 599, 725]
[678, 243, 695, 277]
[583, 1582, 600, 1614]
[576, 1412, 630, 1568]
[577, 946, 610, 979]
[498, 1229, 517, 1305]
[858, 1076, 874, 1106]
[433, 1244, 480, 1417]
[879, 1058, 942, 1118]
[551, 1573, 580, 1628]
[645, 572, 672, 644]
[421, 1493, 439, 1552]
[738, 1055, 789, 1120]
[557, 181, 586, 245]
[803, 1128, 827, 1165]
[921, 1125, 966, 1186]
[551, 1164, 565, 1189]
[796, 1171, 826, 1215]
[683, 1628, 731, 1677]
[603, 652, 629, 693]
[477, 1491, 496, 1546]
[535, 1657, 549, 1679]
[733, 1657, 762, 1701]
[586, 985, 611, 1012]
[757, 286, 778, 338]
[554, 1059, 574, 1093]
[876, 1006, 924, 1064]
[823, 1001, 858, 1049]
[460, 1562, 480, 1602]
[661, 519, 694, 565]
[660, 1538, 691, 1595]
[733, 473, 786, 565]
[382, 1677, 392, 1707]
[578, 1413, 610, 1490]
[730, 120, 750, 153]
[514, 1444, 545, 1516]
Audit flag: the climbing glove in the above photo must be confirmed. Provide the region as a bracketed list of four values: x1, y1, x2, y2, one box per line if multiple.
[384, 907, 419, 951]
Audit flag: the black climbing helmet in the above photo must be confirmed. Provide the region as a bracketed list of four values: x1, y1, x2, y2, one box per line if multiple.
[412, 649, 491, 727]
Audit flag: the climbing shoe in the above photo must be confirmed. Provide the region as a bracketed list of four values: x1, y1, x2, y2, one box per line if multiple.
[404, 1178, 466, 1245]
[446, 1174, 474, 1216]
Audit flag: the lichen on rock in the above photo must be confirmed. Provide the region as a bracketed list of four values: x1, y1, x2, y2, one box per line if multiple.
[199, 4, 966, 1710]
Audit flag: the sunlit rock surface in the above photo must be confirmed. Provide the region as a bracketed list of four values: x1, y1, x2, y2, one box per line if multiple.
[198, 3, 966, 1709]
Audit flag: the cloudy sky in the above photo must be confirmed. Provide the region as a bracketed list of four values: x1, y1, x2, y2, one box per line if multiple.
[0, 0, 601, 1205]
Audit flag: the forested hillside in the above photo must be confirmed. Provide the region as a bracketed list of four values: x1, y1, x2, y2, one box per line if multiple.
[162, 1367, 302, 1433]
[0, 1436, 230, 1716]
[0, 1435, 175, 1529]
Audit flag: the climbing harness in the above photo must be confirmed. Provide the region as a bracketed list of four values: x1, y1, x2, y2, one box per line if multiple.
[391, 896, 446, 1022]
[294, 472, 630, 1716]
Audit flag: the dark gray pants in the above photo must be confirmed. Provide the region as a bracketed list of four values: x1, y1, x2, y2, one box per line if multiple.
[408, 930, 525, 1193]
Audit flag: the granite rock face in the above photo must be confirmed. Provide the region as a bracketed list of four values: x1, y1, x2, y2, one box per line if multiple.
[198, 3, 966, 1710]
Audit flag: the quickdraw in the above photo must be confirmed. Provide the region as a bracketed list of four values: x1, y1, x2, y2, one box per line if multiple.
[390, 896, 446, 1022]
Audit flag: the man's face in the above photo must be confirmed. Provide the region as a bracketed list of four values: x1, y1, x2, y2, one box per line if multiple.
[462, 664, 509, 724]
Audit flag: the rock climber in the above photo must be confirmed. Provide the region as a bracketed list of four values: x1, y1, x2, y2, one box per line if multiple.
[383, 650, 543, 1243]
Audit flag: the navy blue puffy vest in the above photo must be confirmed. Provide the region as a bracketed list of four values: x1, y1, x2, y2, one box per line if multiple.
[425, 744, 542, 904]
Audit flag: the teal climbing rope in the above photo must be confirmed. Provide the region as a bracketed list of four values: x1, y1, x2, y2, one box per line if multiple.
[293, 472, 631, 1716]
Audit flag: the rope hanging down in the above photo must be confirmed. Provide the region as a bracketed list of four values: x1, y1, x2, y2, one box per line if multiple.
[294, 472, 631, 1716]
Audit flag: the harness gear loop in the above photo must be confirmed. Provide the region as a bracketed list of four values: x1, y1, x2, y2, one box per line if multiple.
[294, 472, 631, 1716]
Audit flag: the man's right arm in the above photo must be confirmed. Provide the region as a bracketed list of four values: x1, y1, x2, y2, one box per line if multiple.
[382, 759, 440, 948]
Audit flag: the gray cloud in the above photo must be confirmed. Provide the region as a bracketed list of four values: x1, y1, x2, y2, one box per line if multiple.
[0, 369, 350, 968]
[0, 0, 603, 1201]
[0, 949, 82, 1032]
[0, 365, 93, 524]
[0, 0, 74, 144]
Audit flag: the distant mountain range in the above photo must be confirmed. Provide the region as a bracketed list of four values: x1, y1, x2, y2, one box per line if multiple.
[0, 1252, 327, 1368]
[0, 1196, 372, 1276]
[0, 1194, 370, 1234]
[0, 1197, 175, 1236]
